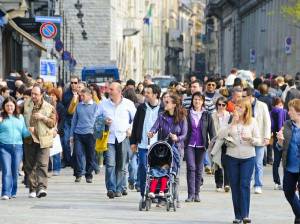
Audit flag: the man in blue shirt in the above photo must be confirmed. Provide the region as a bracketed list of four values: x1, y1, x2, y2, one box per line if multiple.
[70, 88, 99, 183]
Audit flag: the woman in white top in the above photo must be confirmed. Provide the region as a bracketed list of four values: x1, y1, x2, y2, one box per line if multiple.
[226, 99, 260, 224]
[212, 96, 231, 192]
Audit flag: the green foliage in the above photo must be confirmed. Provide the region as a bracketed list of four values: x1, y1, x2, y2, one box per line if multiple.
[281, 0, 300, 24]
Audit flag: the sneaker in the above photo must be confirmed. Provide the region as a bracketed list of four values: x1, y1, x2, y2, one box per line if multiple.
[86, 178, 93, 183]
[274, 184, 283, 190]
[233, 219, 242, 223]
[216, 188, 223, 192]
[135, 186, 141, 192]
[75, 176, 81, 183]
[185, 197, 194, 202]
[53, 171, 60, 176]
[37, 189, 47, 198]
[158, 191, 164, 197]
[122, 190, 128, 196]
[1, 195, 9, 200]
[242, 218, 251, 223]
[29, 192, 36, 198]
[194, 195, 201, 202]
[254, 187, 262, 194]
[107, 190, 115, 199]
[114, 192, 122, 197]
[148, 192, 155, 198]
[11, 195, 17, 199]
[224, 185, 230, 192]
[205, 166, 212, 174]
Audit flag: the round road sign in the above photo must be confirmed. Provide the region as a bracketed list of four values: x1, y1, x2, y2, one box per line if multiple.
[40, 22, 57, 39]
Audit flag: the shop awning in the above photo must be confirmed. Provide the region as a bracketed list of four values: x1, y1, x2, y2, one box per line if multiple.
[8, 19, 47, 52]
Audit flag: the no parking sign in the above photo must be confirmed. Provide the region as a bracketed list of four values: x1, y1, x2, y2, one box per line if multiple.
[40, 22, 57, 39]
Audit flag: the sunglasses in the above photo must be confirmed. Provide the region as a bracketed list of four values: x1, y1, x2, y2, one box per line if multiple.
[71, 82, 78, 84]
[218, 103, 226, 107]
[207, 83, 216, 87]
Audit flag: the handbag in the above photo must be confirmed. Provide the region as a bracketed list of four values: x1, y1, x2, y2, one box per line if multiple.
[95, 130, 109, 152]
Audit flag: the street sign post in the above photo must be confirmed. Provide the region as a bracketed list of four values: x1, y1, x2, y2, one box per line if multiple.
[40, 59, 57, 82]
[35, 16, 62, 24]
[40, 22, 57, 39]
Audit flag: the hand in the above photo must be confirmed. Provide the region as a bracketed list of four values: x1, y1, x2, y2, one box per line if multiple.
[0, 117, 3, 122]
[263, 138, 270, 146]
[170, 133, 178, 142]
[105, 117, 112, 126]
[33, 112, 46, 121]
[70, 137, 74, 144]
[131, 144, 137, 153]
[29, 127, 34, 133]
[277, 129, 284, 145]
[126, 129, 132, 137]
[147, 132, 154, 138]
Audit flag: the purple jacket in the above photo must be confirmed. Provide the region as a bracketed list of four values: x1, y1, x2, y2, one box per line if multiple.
[270, 107, 288, 133]
[150, 112, 187, 150]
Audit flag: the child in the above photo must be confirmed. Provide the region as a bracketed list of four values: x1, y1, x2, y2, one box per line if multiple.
[270, 97, 288, 190]
[148, 164, 169, 198]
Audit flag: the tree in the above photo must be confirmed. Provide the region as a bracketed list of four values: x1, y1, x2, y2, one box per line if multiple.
[281, 0, 300, 28]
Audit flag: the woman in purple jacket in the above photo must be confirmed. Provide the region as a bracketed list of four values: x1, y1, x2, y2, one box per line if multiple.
[184, 92, 216, 202]
[270, 97, 288, 190]
[148, 94, 187, 207]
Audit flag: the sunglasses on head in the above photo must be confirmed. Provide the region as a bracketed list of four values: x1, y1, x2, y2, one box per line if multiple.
[218, 103, 226, 107]
[71, 82, 78, 84]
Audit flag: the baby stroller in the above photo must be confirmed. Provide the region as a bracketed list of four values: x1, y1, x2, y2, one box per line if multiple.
[139, 139, 178, 212]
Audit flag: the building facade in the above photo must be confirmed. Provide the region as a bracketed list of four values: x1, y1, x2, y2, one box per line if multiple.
[206, 0, 300, 76]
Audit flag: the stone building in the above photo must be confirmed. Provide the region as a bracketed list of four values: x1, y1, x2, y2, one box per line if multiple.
[206, 0, 300, 76]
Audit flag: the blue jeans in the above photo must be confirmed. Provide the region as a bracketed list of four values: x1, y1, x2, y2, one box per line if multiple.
[273, 140, 283, 185]
[138, 148, 148, 197]
[0, 144, 23, 197]
[283, 171, 300, 218]
[105, 138, 128, 193]
[52, 153, 61, 172]
[128, 149, 138, 186]
[226, 155, 255, 220]
[62, 121, 72, 166]
[254, 146, 265, 187]
[73, 133, 96, 179]
[203, 151, 211, 167]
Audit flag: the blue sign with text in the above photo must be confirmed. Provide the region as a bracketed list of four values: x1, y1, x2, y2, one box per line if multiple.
[35, 16, 62, 24]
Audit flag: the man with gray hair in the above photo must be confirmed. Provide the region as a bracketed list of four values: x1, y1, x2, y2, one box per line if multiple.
[98, 82, 136, 198]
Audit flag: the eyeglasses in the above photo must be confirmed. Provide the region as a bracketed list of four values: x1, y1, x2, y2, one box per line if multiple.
[207, 83, 216, 87]
[218, 103, 226, 107]
[71, 82, 78, 84]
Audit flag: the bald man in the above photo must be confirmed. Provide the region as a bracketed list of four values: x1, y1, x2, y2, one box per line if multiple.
[98, 82, 136, 198]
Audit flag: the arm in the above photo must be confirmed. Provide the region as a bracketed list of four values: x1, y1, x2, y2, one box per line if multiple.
[150, 114, 161, 134]
[208, 113, 217, 140]
[177, 117, 188, 143]
[21, 116, 31, 138]
[130, 105, 141, 145]
[251, 119, 261, 146]
[70, 106, 78, 138]
[67, 95, 79, 115]
[262, 103, 272, 140]
[57, 104, 66, 134]
[42, 106, 57, 128]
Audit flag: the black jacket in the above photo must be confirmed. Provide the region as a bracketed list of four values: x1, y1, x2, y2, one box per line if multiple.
[285, 88, 300, 109]
[130, 102, 164, 145]
[185, 110, 216, 149]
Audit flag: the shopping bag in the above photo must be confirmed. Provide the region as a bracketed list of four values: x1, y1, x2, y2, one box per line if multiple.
[50, 135, 63, 157]
[95, 131, 109, 152]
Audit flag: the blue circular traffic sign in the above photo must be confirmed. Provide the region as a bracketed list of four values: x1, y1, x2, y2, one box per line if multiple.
[40, 22, 57, 39]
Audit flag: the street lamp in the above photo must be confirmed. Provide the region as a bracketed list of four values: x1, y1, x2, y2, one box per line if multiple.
[77, 10, 84, 19]
[82, 29, 87, 40]
[74, 0, 82, 10]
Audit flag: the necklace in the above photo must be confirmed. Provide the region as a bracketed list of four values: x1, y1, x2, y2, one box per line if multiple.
[236, 123, 244, 144]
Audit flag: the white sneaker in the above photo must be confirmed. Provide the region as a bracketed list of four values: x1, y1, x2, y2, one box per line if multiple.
[216, 188, 223, 192]
[1, 195, 9, 200]
[37, 189, 47, 198]
[29, 192, 36, 198]
[148, 192, 155, 198]
[158, 191, 165, 197]
[274, 184, 283, 190]
[254, 187, 262, 194]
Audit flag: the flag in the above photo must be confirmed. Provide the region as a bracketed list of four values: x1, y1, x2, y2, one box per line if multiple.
[143, 4, 153, 25]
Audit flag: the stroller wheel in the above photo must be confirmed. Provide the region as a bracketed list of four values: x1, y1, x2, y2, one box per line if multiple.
[146, 199, 151, 211]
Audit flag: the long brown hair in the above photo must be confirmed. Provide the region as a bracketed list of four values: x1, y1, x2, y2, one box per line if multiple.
[1, 96, 20, 119]
[234, 99, 252, 125]
[167, 94, 187, 124]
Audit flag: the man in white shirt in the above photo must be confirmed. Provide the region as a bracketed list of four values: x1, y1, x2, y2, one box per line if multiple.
[225, 68, 238, 87]
[98, 82, 136, 199]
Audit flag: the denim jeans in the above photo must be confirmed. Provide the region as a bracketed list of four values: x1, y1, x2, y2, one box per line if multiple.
[138, 148, 148, 197]
[52, 153, 61, 172]
[105, 138, 128, 193]
[226, 155, 255, 220]
[273, 140, 283, 185]
[254, 146, 265, 187]
[62, 121, 72, 166]
[73, 133, 96, 179]
[283, 171, 300, 218]
[203, 151, 211, 167]
[128, 149, 138, 186]
[0, 144, 23, 197]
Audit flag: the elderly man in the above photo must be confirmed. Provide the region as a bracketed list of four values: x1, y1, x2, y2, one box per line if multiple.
[23, 85, 56, 198]
[98, 82, 136, 199]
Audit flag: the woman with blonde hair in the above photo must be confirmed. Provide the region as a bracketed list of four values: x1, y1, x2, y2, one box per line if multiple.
[225, 99, 260, 223]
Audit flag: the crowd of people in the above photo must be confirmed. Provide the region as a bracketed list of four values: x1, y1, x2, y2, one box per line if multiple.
[0, 69, 300, 223]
